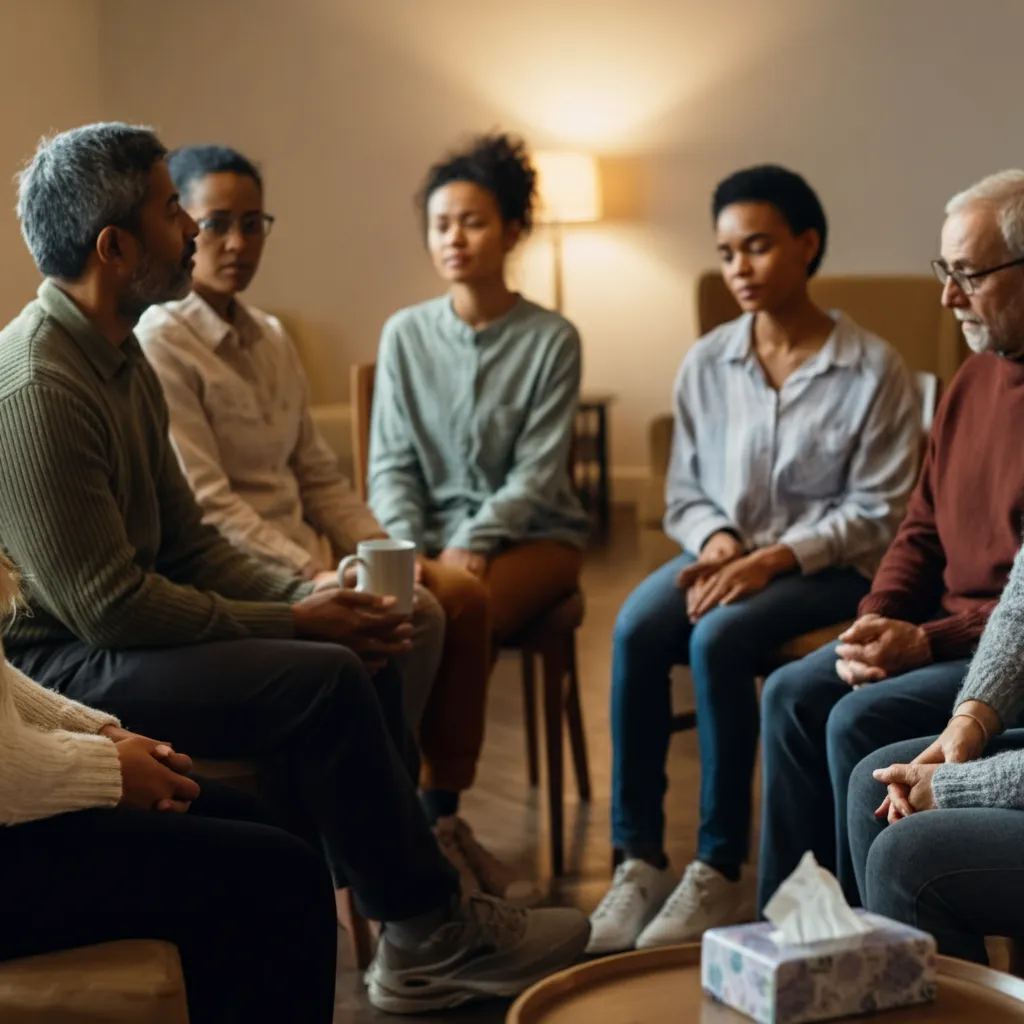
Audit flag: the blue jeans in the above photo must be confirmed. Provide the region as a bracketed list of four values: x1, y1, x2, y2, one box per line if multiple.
[757, 644, 969, 912]
[610, 551, 869, 867]
[848, 733, 1024, 964]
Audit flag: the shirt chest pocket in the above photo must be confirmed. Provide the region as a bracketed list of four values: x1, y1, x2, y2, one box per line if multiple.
[475, 405, 526, 475]
[783, 429, 855, 499]
[203, 382, 274, 466]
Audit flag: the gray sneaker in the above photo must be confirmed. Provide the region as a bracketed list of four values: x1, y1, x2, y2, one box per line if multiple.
[367, 893, 590, 1014]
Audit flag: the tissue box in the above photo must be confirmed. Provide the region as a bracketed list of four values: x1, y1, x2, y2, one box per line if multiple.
[701, 911, 937, 1024]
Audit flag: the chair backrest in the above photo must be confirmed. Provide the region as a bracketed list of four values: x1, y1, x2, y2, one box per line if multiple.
[913, 370, 939, 432]
[350, 362, 376, 504]
[696, 272, 968, 388]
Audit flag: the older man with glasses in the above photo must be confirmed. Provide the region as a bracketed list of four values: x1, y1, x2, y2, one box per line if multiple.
[756, 169, 1024, 913]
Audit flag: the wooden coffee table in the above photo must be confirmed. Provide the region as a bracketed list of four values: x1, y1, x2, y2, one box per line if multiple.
[508, 944, 1024, 1023]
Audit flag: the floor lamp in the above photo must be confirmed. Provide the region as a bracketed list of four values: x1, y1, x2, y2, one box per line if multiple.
[533, 151, 601, 312]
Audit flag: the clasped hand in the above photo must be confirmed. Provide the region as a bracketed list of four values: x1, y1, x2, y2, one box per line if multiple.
[872, 704, 996, 824]
[293, 588, 414, 670]
[834, 613, 931, 686]
[676, 533, 786, 621]
[100, 725, 200, 814]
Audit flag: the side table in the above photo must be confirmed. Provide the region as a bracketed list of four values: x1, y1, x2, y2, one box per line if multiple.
[572, 393, 615, 536]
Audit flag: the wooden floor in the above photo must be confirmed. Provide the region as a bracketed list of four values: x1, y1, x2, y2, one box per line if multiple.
[333, 509, 1016, 1019]
[333, 508, 733, 1021]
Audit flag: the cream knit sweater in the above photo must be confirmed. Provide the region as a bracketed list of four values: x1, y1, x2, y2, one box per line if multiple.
[0, 640, 123, 825]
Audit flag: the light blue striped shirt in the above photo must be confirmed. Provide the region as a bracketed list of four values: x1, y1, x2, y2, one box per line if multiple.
[664, 312, 921, 577]
[368, 295, 591, 556]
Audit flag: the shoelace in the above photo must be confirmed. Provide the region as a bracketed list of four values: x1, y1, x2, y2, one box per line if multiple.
[464, 893, 526, 946]
[660, 866, 710, 917]
[591, 866, 645, 920]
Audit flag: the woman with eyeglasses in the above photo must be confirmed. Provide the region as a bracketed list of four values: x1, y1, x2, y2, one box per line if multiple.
[134, 145, 452, 896]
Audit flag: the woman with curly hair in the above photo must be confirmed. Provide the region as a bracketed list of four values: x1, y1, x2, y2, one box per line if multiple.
[369, 133, 590, 901]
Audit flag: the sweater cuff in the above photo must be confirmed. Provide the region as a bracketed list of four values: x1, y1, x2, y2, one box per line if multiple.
[921, 616, 986, 663]
[59, 701, 119, 736]
[29, 733, 123, 822]
[857, 593, 911, 620]
[932, 754, 1024, 810]
[225, 600, 300, 638]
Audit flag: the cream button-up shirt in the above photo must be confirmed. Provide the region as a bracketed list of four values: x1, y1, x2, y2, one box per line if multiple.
[136, 292, 382, 575]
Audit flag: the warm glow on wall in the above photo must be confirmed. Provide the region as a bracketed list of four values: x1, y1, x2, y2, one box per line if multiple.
[534, 151, 601, 224]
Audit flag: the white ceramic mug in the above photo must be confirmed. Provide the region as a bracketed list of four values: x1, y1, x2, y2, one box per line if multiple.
[337, 538, 416, 615]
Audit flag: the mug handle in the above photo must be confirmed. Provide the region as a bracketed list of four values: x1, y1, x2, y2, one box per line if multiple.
[337, 555, 366, 589]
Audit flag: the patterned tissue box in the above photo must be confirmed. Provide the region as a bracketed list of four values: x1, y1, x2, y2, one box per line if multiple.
[701, 911, 937, 1024]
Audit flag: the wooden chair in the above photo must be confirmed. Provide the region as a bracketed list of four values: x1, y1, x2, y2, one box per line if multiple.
[351, 363, 591, 877]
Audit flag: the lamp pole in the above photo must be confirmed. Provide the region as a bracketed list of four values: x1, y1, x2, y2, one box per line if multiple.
[551, 220, 564, 313]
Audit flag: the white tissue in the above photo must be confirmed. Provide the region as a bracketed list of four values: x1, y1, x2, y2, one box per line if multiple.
[762, 851, 874, 945]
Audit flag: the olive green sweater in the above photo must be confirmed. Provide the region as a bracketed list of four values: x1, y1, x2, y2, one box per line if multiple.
[0, 281, 312, 650]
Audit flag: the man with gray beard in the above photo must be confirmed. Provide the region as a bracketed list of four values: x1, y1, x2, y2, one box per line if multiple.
[756, 170, 1024, 914]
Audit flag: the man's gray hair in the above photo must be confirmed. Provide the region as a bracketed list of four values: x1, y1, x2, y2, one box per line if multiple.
[16, 122, 167, 280]
[946, 170, 1024, 258]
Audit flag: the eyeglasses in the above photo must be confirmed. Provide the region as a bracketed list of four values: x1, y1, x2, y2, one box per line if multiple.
[196, 212, 276, 238]
[931, 255, 1024, 296]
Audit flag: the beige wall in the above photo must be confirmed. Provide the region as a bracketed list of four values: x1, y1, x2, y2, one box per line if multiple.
[11, 0, 1021, 494]
[0, 0, 101, 320]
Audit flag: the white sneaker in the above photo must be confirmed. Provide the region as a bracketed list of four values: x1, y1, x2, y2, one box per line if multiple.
[585, 859, 676, 955]
[368, 894, 590, 1014]
[636, 861, 750, 948]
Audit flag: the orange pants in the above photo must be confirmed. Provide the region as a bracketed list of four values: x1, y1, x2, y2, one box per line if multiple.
[418, 541, 583, 793]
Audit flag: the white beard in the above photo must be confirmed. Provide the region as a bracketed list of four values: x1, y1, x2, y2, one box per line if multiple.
[959, 319, 993, 354]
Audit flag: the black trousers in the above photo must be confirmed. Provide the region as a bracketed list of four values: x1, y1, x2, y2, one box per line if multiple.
[0, 780, 336, 1024]
[12, 638, 458, 921]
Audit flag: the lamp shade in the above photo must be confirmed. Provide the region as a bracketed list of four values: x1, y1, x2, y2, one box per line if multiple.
[535, 151, 601, 224]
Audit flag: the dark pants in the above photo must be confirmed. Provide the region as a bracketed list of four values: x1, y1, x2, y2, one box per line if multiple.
[848, 732, 1024, 964]
[757, 642, 968, 911]
[11, 638, 458, 922]
[610, 552, 868, 866]
[0, 779, 337, 1024]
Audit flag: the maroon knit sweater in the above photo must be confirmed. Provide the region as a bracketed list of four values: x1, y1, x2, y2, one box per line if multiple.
[859, 351, 1024, 661]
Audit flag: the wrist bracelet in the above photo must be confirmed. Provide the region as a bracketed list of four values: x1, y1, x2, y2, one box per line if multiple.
[950, 711, 990, 745]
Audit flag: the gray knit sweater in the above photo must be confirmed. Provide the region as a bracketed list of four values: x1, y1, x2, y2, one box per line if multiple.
[933, 539, 1024, 809]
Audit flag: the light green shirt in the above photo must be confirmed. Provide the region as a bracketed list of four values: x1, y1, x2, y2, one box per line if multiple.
[368, 295, 590, 556]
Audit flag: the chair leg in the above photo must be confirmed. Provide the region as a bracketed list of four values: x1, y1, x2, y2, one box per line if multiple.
[520, 649, 540, 788]
[564, 635, 590, 802]
[338, 888, 374, 970]
[1011, 938, 1024, 978]
[541, 637, 568, 877]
